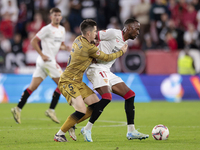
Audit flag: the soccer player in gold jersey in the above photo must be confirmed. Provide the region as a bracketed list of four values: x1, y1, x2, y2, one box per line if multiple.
[54, 19, 128, 142]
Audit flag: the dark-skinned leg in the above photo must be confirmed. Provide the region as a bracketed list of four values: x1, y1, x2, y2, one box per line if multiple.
[112, 82, 136, 132]
[112, 82, 149, 140]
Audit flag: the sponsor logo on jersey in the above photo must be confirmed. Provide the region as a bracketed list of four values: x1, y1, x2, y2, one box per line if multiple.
[96, 50, 100, 55]
[103, 79, 108, 83]
[112, 46, 120, 53]
[54, 37, 62, 42]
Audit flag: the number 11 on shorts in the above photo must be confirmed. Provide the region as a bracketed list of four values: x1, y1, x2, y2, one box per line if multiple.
[99, 71, 107, 78]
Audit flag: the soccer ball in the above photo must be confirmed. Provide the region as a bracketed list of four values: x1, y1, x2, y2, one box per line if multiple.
[152, 124, 169, 140]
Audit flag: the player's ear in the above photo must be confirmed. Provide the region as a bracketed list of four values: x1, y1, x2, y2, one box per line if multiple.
[127, 24, 132, 31]
[86, 30, 90, 36]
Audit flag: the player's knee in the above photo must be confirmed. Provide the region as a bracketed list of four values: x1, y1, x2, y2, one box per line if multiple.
[102, 93, 112, 100]
[123, 90, 135, 100]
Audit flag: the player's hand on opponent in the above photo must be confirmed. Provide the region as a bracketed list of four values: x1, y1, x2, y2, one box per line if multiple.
[120, 44, 128, 54]
[41, 54, 50, 62]
[92, 58, 97, 63]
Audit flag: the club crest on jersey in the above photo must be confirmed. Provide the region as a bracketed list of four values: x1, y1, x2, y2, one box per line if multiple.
[103, 79, 108, 83]
[96, 50, 100, 55]
[116, 38, 119, 42]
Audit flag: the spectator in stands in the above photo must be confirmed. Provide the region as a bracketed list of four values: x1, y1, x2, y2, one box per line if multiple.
[184, 23, 199, 49]
[142, 33, 156, 51]
[0, 12, 14, 39]
[68, 0, 82, 34]
[196, 9, 200, 32]
[164, 31, 178, 51]
[105, 0, 120, 26]
[168, 0, 187, 29]
[54, 0, 70, 20]
[119, 0, 137, 24]
[0, 0, 19, 23]
[22, 32, 35, 54]
[166, 19, 185, 49]
[191, 0, 200, 11]
[10, 33, 23, 54]
[0, 46, 5, 68]
[26, 12, 46, 33]
[34, 0, 49, 23]
[158, 13, 169, 46]
[81, 0, 97, 21]
[95, 0, 106, 29]
[0, 32, 11, 54]
[17, 0, 35, 21]
[16, 2, 28, 39]
[149, 0, 170, 44]
[182, 3, 197, 30]
[132, 0, 151, 42]
[128, 38, 142, 51]
[107, 17, 121, 29]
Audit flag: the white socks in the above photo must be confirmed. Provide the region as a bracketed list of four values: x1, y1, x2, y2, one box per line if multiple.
[57, 129, 65, 135]
[128, 124, 135, 133]
[50, 109, 55, 112]
[84, 122, 93, 130]
[17, 107, 21, 112]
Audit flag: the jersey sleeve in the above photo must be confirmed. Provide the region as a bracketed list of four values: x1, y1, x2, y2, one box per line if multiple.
[36, 26, 49, 40]
[88, 45, 123, 62]
[98, 29, 117, 41]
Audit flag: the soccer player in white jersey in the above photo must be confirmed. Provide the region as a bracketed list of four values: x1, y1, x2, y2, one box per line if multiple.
[80, 18, 149, 142]
[11, 8, 70, 124]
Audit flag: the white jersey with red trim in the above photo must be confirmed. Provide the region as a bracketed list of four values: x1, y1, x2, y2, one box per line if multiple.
[89, 28, 127, 69]
[36, 24, 65, 62]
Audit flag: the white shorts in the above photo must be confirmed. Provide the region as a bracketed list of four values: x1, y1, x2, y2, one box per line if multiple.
[33, 57, 63, 80]
[86, 67, 123, 91]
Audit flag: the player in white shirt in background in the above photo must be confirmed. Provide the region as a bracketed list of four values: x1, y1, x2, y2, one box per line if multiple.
[80, 18, 149, 142]
[11, 8, 70, 124]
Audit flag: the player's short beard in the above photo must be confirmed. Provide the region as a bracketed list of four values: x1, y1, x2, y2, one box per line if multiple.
[129, 34, 135, 40]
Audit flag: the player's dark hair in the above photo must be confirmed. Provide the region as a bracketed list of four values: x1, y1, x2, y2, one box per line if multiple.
[80, 19, 97, 35]
[124, 18, 139, 26]
[50, 7, 61, 14]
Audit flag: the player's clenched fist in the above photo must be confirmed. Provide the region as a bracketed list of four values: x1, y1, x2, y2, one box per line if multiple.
[120, 44, 128, 54]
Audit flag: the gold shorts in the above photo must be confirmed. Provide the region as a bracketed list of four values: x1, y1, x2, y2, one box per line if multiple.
[58, 80, 94, 105]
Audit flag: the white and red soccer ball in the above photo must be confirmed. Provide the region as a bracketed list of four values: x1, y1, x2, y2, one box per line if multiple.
[152, 124, 169, 140]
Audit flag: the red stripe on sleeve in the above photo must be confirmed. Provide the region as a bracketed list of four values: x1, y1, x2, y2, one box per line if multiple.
[98, 31, 101, 42]
[36, 35, 41, 40]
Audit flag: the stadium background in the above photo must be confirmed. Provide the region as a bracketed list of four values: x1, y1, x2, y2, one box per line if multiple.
[0, 0, 200, 103]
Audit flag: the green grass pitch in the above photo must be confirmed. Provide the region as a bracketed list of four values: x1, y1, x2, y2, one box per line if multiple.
[0, 101, 200, 150]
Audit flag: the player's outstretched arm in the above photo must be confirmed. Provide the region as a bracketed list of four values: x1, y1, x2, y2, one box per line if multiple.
[89, 44, 128, 62]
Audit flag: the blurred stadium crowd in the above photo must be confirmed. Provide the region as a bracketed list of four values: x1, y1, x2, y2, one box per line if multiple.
[0, 0, 200, 74]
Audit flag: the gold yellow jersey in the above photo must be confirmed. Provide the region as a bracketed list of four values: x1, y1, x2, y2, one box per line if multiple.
[60, 35, 123, 83]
